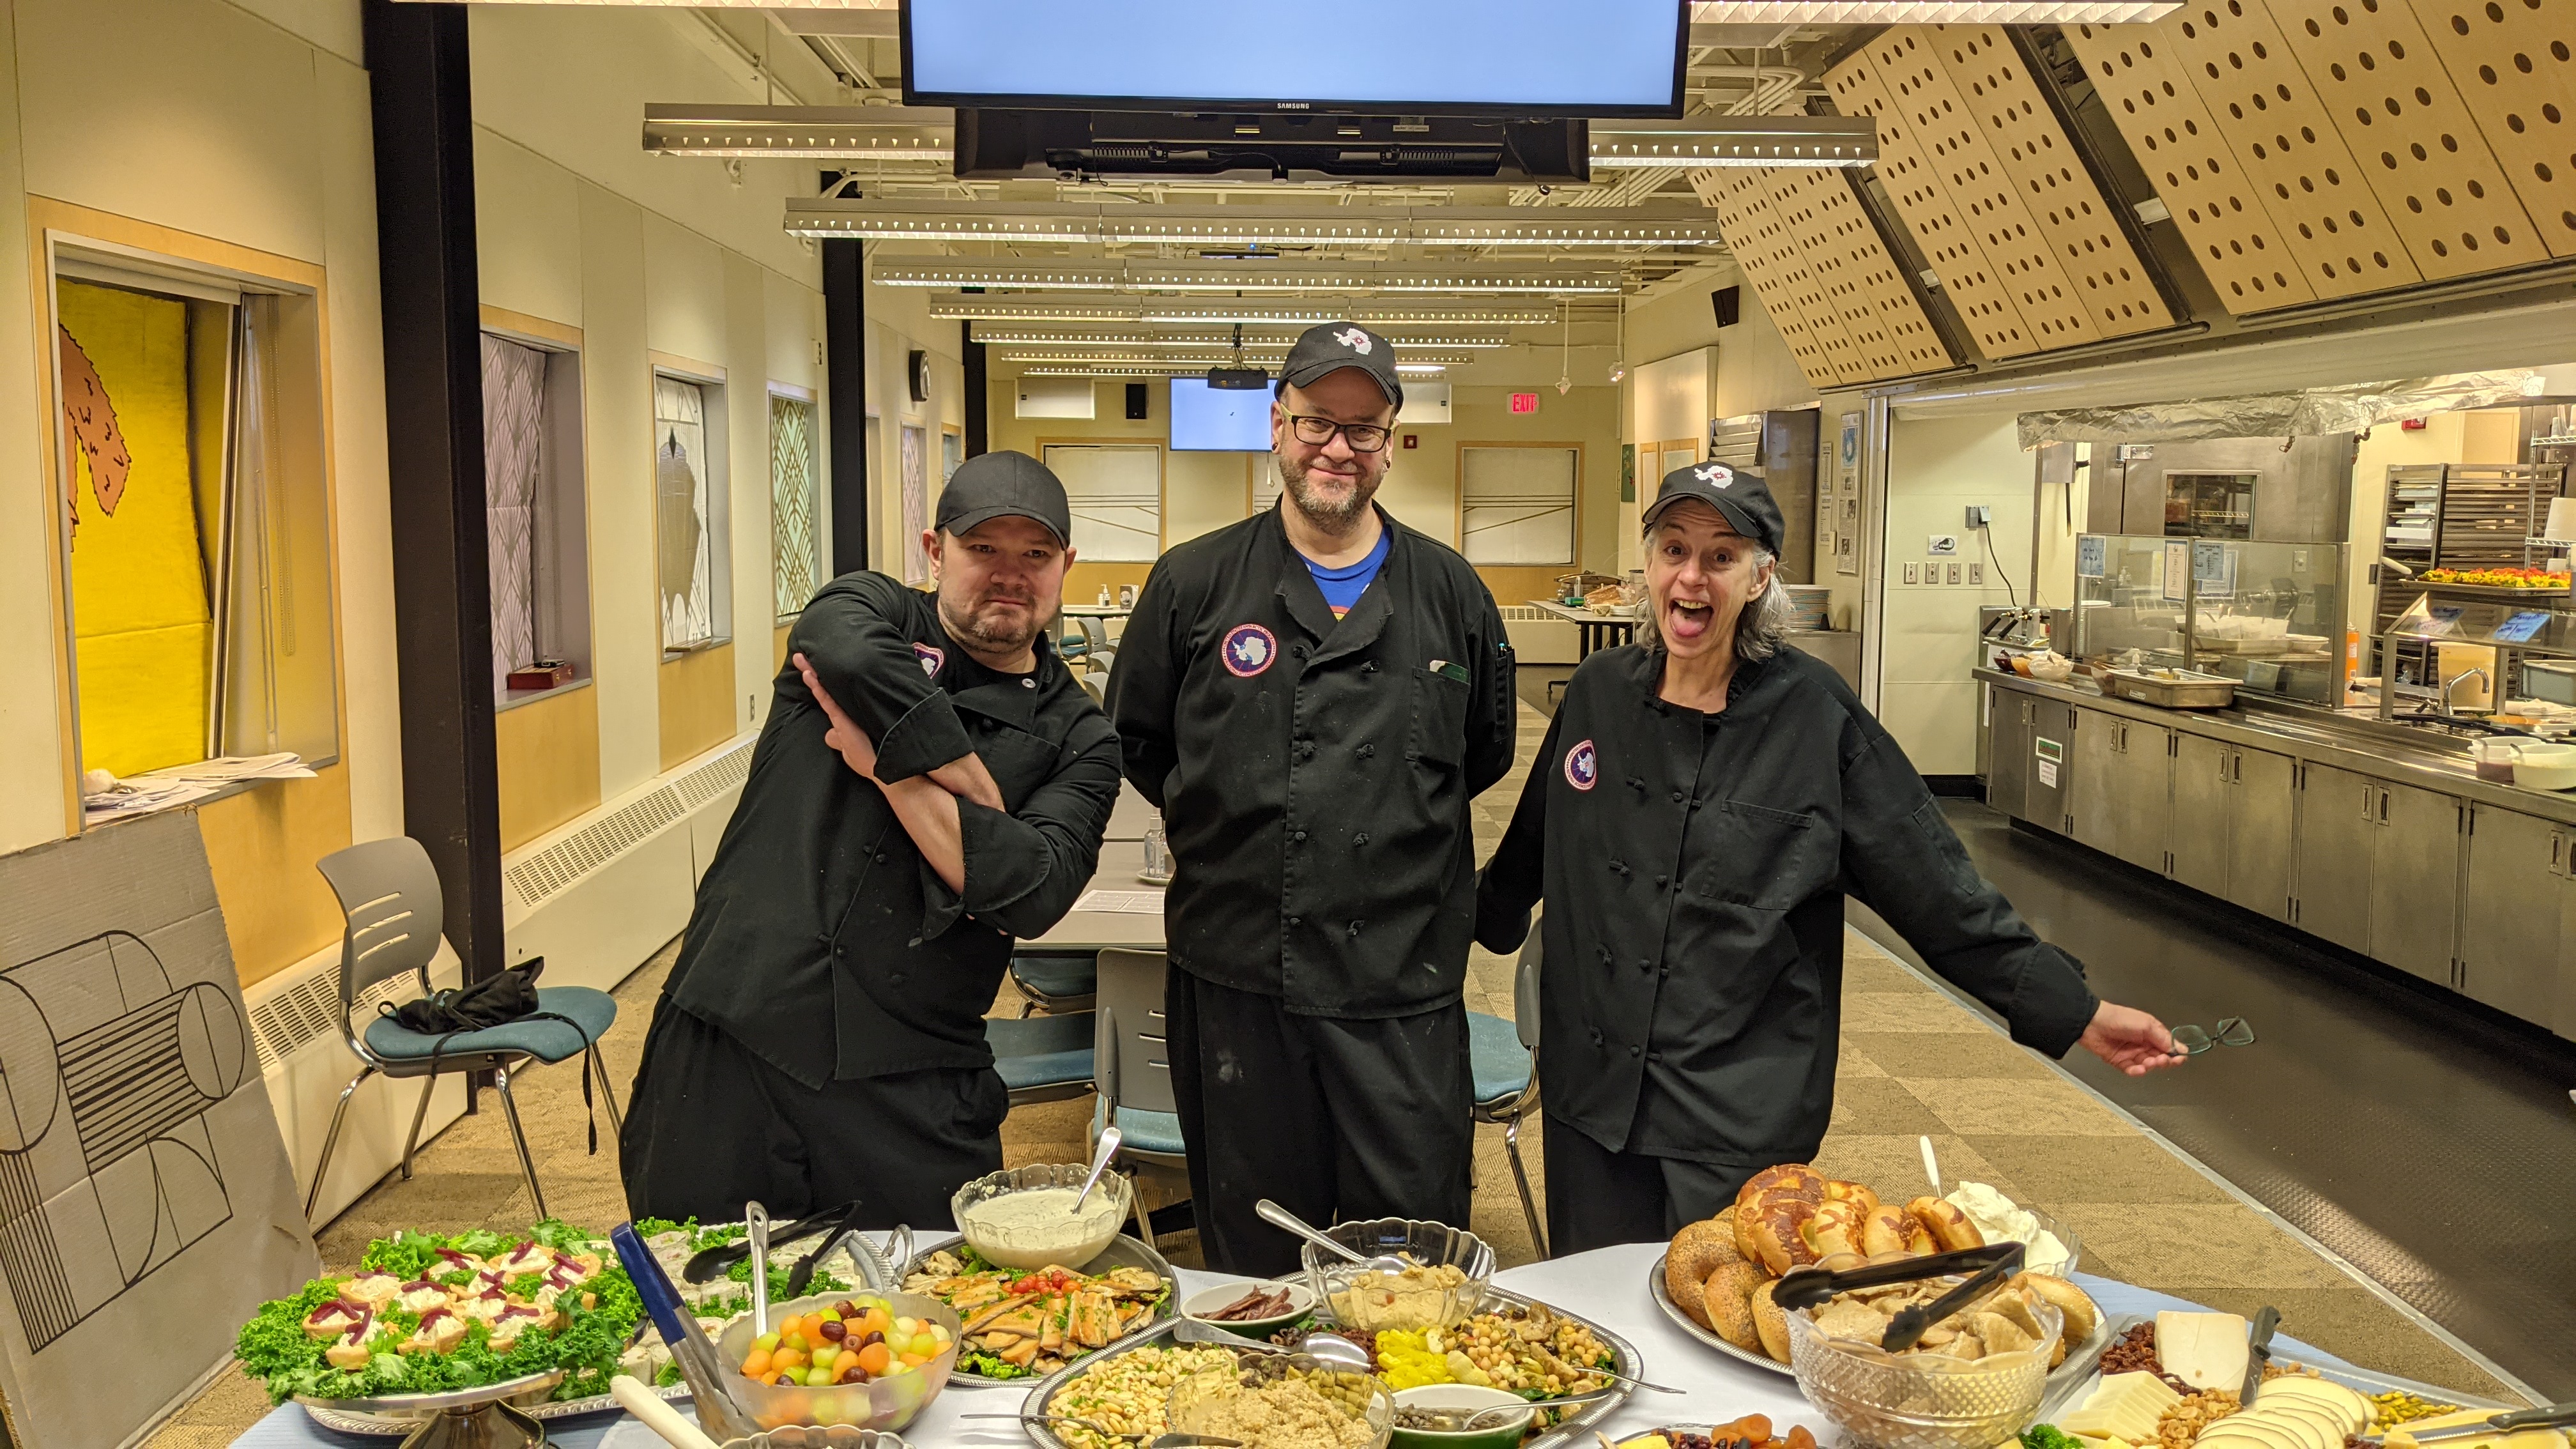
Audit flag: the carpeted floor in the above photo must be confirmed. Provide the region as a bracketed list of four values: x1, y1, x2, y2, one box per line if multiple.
[155, 700, 2516, 1444]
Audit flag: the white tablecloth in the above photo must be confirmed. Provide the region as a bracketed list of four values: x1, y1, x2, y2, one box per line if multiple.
[235, 1240, 2359, 1448]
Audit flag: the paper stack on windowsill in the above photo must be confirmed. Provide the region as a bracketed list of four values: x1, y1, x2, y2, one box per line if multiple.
[82, 753, 314, 824]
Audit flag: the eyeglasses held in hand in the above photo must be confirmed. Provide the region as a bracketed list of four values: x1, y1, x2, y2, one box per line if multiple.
[2169, 1016, 2255, 1055]
[1284, 413, 1391, 454]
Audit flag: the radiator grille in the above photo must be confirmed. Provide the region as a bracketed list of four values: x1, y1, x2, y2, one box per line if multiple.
[247, 969, 414, 1077]
[504, 740, 753, 908]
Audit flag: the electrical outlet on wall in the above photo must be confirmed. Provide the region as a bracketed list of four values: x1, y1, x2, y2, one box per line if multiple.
[1965, 505, 1991, 530]
[1904, 562, 1922, 585]
[1948, 562, 1963, 585]
[1970, 561, 1985, 586]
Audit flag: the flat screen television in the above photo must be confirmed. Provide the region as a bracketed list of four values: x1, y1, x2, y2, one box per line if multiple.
[903, 0, 1687, 118]
[1169, 378, 1276, 452]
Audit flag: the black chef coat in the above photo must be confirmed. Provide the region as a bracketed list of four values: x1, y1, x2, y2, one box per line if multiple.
[1475, 643, 2098, 1164]
[661, 571, 1121, 1090]
[1107, 503, 1516, 1016]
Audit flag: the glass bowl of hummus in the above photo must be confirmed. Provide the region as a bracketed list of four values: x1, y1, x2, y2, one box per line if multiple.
[1299, 1218, 1494, 1333]
[950, 1164, 1132, 1272]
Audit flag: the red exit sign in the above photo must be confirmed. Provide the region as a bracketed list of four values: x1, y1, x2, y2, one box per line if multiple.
[1508, 392, 1539, 414]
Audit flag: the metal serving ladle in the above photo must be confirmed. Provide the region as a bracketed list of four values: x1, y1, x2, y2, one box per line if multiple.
[1252, 1199, 1410, 1274]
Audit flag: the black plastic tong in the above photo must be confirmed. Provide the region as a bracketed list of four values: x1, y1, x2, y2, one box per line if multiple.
[680, 1200, 867, 1298]
[1773, 1241, 2030, 1353]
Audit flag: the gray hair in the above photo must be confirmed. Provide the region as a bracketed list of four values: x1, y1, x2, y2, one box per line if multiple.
[1639, 523, 1791, 662]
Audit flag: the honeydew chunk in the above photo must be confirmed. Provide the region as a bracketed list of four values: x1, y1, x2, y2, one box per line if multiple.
[2156, 1310, 2251, 1392]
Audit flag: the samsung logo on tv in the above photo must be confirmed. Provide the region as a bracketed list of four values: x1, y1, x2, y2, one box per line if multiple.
[1275, 102, 1309, 109]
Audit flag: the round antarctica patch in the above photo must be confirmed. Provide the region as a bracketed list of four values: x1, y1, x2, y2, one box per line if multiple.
[1221, 623, 1277, 678]
[1564, 739, 1599, 790]
[912, 643, 945, 677]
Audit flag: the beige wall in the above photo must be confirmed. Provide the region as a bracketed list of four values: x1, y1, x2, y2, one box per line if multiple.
[1881, 413, 2034, 775]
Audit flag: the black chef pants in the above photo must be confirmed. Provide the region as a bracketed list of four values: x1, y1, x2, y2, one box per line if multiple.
[1165, 971, 1473, 1276]
[622, 1000, 1008, 1229]
[1541, 1116, 1763, 1256]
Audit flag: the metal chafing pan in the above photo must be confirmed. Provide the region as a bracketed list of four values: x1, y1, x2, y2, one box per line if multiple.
[2105, 668, 2241, 709]
[1015, 1284, 1642, 1449]
[898, 1233, 1180, 1388]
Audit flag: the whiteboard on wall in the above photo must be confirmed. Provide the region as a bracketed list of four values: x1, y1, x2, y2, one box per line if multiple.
[1460, 446, 1576, 565]
[1397, 383, 1452, 425]
[1632, 347, 1712, 448]
[1041, 443, 1161, 561]
[1016, 377, 1096, 419]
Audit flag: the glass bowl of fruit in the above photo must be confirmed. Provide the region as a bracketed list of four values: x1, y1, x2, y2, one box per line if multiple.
[716, 1291, 963, 1432]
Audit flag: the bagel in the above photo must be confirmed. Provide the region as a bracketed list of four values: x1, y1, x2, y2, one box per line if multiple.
[1750, 1279, 1791, 1362]
[1802, 1199, 1867, 1259]
[1743, 1197, 1821, 1276]
[1859, 1204, 1920, 1258]
[1734, 1164, 1827, 1216]
[2013, 1272, 2099, 1346]
[1823, 1179, 1881, 1215]
[1702, 1260, 1765, 1351]
[1666, 1220, 1740, 1326]
[1908, 1196, 1984, 1253]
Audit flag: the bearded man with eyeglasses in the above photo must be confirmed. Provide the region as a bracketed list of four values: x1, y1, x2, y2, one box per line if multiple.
[1107, 323, 1518, 1272]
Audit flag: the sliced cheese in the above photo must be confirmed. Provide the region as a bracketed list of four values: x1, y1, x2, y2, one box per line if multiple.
[2157, 1310, 2251, 1392]
[2064, 1372, 2187, 1443]
[2251, 1397, 2351, 1449]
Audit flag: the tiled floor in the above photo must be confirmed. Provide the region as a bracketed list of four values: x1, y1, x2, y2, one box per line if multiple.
[159, 692, 2521, 1445]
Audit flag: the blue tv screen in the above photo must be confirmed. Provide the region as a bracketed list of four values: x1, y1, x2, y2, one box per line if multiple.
[903, 0, 1685, 118]
[1169, 378, 1275, 453]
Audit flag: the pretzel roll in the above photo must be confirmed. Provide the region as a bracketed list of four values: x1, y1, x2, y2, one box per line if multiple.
[1751, 1278, 1792, 1362]
[1743, 1197, 1821, 1276]
[1666, 1219, 1741, 1326]
[1898, 1209, 1936, 1255]
[1908, 1196, 1984, 1253]
[1822, 1179, 1882, 1216]
[1703, 1259, 1766, 1351]
[1802, 1199, 1867, 1259]
[1859, 1204, 1917, 1258]
[1734, 1164, 1827, 1216]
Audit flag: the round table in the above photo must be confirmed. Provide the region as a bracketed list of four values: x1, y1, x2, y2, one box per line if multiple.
[233, 1241, 2358, 1449]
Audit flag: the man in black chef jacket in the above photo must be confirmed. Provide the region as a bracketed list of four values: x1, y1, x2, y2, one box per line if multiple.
[623, 451, 1121, 1228]
[1475, 462, 2184, 1252]
[1108, 323, 1517, 1274]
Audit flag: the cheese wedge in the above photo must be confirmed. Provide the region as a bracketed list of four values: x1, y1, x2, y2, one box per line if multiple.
[2157, 1310, 2251, 1392]
[2064, 1372, 2187, 1443]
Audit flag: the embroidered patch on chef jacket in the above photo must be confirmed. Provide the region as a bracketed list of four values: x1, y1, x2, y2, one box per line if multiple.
[1564, 739, 1598, 790]
[1221, 623, 1277, 677]
[912, 643, 945, 676]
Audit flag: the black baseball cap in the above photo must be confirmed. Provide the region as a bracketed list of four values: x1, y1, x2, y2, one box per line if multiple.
[1275, 321, 1404, 412]
[935, 449, 1072, 547]
[1643, 460, 1784, 557]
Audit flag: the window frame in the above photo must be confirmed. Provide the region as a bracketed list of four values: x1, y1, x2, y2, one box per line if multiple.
[648, 353, 732, 657]
[480, 309, 594, 710]
[38, 221, 344, 829]
[1457, 441, 1583, 569]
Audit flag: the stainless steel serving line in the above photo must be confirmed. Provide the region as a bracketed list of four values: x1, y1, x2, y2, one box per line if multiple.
[1977, 668, 2576, 1043]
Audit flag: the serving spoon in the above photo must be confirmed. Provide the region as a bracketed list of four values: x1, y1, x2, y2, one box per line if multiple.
[1072, 1126, 1123, 1212]
[1253, 1200, 1409, 1273]
[745, 1200, 773, 1338]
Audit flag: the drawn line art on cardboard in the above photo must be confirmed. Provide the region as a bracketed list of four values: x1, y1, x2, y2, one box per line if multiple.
[0, 930, 250, 1349]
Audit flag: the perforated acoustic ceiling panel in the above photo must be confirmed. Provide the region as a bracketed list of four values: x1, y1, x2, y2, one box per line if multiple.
[2154, 3, 2425, 294]
[1751, 173, 1876, 384]
[1805, 169, 1960, 373]
[1699, 169, 1845, 392]
[1877, 27, 2108, 348]
[2407, 0, 2576, 256]
[1826, 46, 2044, 358]
[1756, 167, 1883, 383]
[2276, 0, 2548, 275]
[2063, 22, 2320, 308]
[1928, 24, 2177, 335]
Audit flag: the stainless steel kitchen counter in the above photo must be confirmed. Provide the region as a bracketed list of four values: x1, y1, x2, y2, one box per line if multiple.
[1975, 668, 2576, 827]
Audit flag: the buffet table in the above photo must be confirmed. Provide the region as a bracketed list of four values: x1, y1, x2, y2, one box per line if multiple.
[1524, 599, 1638, 661]
[228, 1241, 2361, 1449]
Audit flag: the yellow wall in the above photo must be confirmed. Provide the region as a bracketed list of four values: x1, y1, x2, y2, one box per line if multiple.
[197, 763, 354, 988]
[659, 643, 739, 772]
[496, 685, 601, 852]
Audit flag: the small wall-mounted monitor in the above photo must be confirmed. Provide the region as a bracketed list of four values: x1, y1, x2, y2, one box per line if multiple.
[1169, 377, 1273, 452]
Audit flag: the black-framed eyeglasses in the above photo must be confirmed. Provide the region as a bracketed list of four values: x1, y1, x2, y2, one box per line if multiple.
[1283, 412, 1392, 454]
[2170, 1016, 2255, 1055]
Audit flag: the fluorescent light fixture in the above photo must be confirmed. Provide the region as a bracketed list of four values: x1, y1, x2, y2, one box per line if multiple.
[997, 349, 1480, 367]
[1687, 0, 2176, 18]
[786, 199, 1724, 247]
[1588, 115, 1878, 168]
[967, 326, 1514, 348]
[1019, 362, 1453, 378]
[1397, 364, 1451, 374]
[871, 257, 1621, 295]
[643, 105, 954, 159]
[928, 295, 1568, 325]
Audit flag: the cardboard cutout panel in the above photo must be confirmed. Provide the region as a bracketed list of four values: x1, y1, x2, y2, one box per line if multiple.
[0, 812, 319, 1447]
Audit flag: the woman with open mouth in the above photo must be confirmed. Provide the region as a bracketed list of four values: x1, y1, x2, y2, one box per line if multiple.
[1473, 460, 2185, 1255]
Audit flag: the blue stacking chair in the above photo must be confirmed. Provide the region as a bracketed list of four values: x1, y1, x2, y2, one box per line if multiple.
[1468, 933, 1545, 1258]
[305, 837, 620, 1223]
[986, 1011, 1096, 1107]
[1009, 950, 1099, 1016]
[1090, 948, 1192, 1246]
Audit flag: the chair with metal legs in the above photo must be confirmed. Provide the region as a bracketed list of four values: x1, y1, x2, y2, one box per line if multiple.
[1468, 931, 1545, 1258]
[304, 837, 622, 1223]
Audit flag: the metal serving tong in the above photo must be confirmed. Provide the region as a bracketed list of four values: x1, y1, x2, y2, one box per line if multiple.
[1773, 1241, 2028, 1353]
[682, 1201, 880, 1298]
[610, 1222, 758, 1445]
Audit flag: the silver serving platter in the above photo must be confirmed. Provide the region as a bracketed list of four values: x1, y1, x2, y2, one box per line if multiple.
[1647, 1251, 2119, 1397]
[898, 1232, 1180, 1388]
[1015, 1284, 1643, 1449]
[297, 1370, 694, 1436]
[2035, 1324, 2513, 1427]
